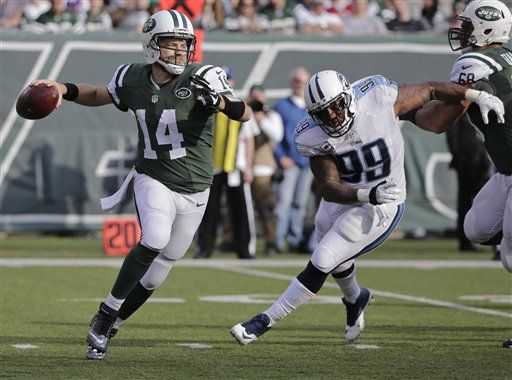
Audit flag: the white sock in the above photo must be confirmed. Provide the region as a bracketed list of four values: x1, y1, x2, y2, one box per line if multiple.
[105, 293, 124, 311]
[333, 269, 360, 304]
[264, 278, 315, 324]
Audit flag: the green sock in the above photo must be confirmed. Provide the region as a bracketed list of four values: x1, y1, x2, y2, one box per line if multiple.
[118, 282, 155, 321]
[111, 243, 159, 299]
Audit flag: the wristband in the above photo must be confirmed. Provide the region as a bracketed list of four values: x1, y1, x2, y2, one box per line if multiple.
[464, 89, 481, 102]
[63, 83, 79, 101]
[356, 189, 370, 203]
[221, 94, 246, 120]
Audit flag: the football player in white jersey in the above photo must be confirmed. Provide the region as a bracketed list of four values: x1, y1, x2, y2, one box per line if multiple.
[231, 70, 505, 346]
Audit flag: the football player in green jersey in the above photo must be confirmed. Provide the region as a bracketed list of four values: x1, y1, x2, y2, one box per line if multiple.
[32, 9, 251, 359]
[413, 0, 512, 348]
[449, 0, 512, 348]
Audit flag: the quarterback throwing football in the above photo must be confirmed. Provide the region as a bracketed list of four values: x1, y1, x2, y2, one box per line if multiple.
[33, 10, 251, 360]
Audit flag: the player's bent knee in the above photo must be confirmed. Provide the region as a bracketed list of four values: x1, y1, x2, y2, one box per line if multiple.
[140, 256, 175, 290]
[141, 219, 171, 251]
[463, 211, 486, 243]
[296, 261, 329, 294]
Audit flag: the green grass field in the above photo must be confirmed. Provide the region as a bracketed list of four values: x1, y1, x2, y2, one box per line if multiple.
[1, 235, 511, 379]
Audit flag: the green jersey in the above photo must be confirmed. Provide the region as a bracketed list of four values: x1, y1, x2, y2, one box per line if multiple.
[107, 63, 233, 193]
[450, 46, 512, 175]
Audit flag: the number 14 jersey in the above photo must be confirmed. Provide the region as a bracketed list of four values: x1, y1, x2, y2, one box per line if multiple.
[107, 63, 233, 194]
[294, 75, 406, 203]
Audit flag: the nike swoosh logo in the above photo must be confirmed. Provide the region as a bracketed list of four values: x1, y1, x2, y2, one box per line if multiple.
[90, 334, 105, 345]
[242, 332, 252, 340]
[215, 69, 222, 75]
[196, 203, 205, 207]
[461, 64, 472, 70]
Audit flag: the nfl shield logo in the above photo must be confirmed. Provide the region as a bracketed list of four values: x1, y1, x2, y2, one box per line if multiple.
[151, 95, 158, 103]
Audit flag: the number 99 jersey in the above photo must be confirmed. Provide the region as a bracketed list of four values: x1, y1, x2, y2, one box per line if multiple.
[107, 63, 233, 194]
[294, 75, 406, 204]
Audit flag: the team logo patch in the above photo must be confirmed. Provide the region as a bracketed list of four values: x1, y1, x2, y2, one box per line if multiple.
[321, 142, 334, 153]
[475, 6, 502, 21]
[142, 18, 156, 33]
[151, 94, 158, 103]
[175, 87, 192, 99]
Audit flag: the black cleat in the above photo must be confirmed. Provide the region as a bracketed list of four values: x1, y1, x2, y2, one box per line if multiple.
[503, 338, 512, 348]
[86, 302, 118, 360]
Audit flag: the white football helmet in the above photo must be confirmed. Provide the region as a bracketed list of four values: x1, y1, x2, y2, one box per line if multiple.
[449, 0, 512, 51]
[141, 10, 196, 75]
[304, 70, 356, 138]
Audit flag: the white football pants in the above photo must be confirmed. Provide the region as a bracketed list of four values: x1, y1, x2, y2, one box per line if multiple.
[464, 172, 512, 272]
[134, 172, 209, 257]
[312, 200, 404, 273]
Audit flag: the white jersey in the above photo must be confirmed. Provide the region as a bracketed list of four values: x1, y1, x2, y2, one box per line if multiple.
[294, 75, 406, 203]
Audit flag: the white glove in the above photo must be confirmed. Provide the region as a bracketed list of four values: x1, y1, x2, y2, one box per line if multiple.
[465, 89, 505, 125]
[357, 180, 402, 205]
[191, 74, 221, 110]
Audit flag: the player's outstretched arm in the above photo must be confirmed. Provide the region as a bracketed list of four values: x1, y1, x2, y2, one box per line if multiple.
[394, 82, 504, 130]
[31, 80, 112, 107]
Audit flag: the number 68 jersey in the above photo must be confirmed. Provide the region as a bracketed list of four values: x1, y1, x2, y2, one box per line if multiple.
[294, 75, 406, 204]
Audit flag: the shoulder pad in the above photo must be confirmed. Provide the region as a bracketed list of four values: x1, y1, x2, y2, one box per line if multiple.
[293, 118, 333, 157]
[107, 64, 133, 111]
[352, 75, 398, 112]
[451, 53, 500, 83]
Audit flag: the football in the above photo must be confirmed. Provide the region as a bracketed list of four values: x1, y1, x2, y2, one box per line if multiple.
[16, 84, 59, 120]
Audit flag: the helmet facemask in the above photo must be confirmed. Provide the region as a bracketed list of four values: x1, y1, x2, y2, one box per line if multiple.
[149, 34, 196, 75]
[309, 92, 355, 138]
[448, 19, 476, 51]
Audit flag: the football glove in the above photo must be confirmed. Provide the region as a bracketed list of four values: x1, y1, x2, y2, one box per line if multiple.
[357, 180, 401, 205]
[191, 74, 221, 110]
[465, 89, 505, 125]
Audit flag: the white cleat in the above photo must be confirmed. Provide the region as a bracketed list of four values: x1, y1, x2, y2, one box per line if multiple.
[342, 287, 372, 343]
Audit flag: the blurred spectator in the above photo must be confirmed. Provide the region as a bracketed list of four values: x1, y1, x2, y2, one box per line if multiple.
[224, 0, 268, 33]
[446, 117, 492, 252]
[195, 69, 257, 259]
[294, 0, 344, 35]
[148, 0, 161, 15]
[420, 0, 449, 33]
[326, 0, 351, 16]
[199, 0, 224, 30]
[160, 0, 205, 22]
[1, 0, 28, 29]
[259, 0, 296, 34]
[447, 0, 466, 29]
[273, 67, 313, 253]
[20, 0, 51, 26]
[83, 0, 112, 31]
[385, 0, 426, 32]
[342, 0, 388, 35]
[66, 0, 89, 25]
[247, 84, 284, 255]
[30, 0, 78, 33]
[109, 0, 149, 31]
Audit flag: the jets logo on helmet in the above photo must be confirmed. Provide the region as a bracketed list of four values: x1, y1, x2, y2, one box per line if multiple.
[448, 0, 512, 51]
[141, 10, 196, 75]
[305, 70, 356, 138]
